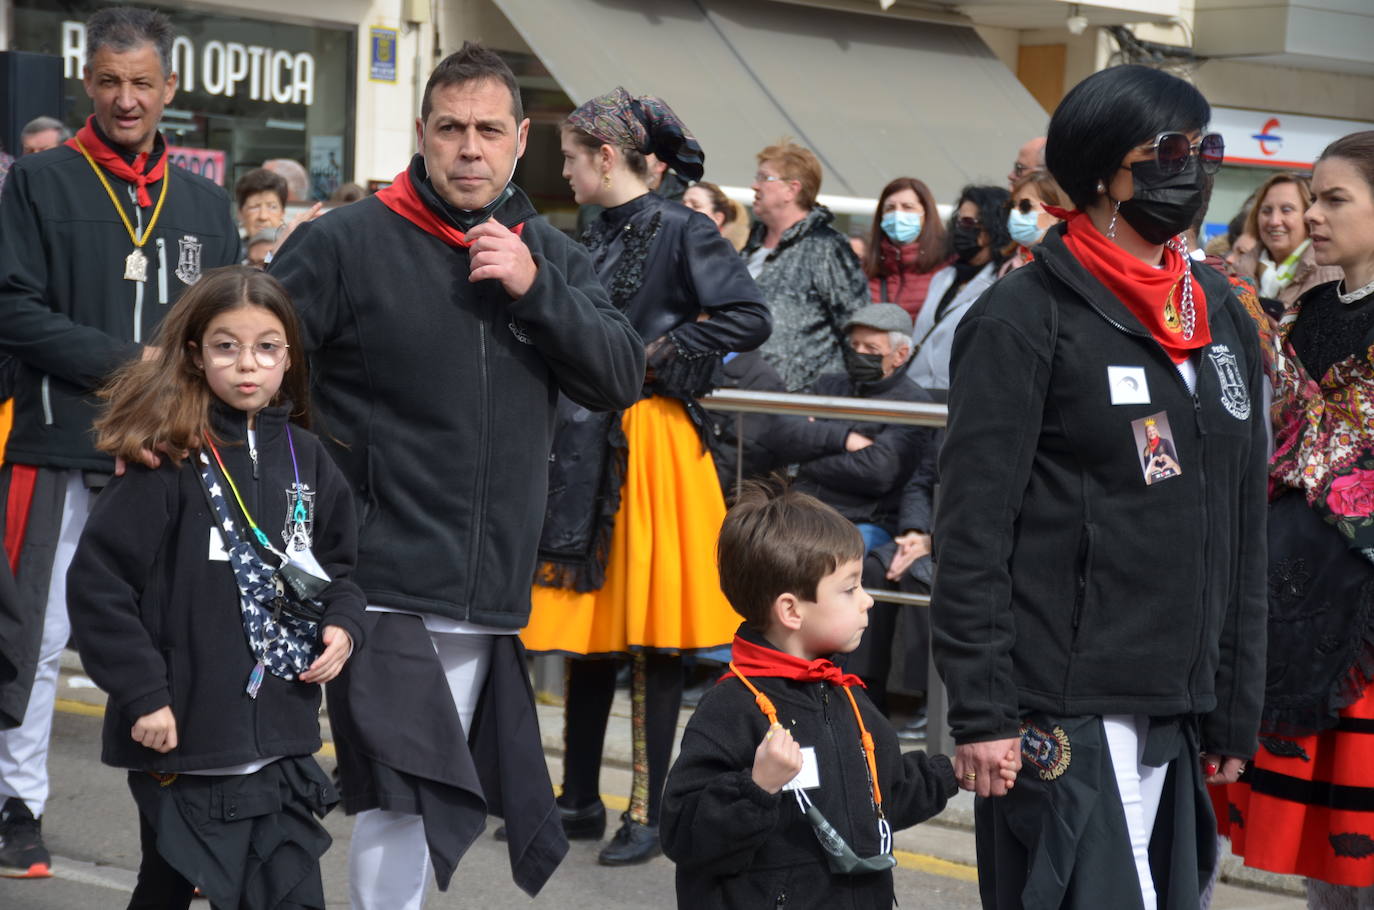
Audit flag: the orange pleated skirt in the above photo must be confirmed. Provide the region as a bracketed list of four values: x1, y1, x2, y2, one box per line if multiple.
[521, 395, 739, 657]
[1214, 685, 1374, 886]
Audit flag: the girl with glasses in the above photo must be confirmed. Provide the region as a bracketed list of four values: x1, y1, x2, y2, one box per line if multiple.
[64, 266, 366, 909]
[999, 171, 1069, 276]
[931, 65, 1266, 910]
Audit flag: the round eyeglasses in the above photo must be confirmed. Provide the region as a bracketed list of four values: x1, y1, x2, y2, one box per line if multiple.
[203, 340, 290, 368]
[1133, 132, 1225, 176]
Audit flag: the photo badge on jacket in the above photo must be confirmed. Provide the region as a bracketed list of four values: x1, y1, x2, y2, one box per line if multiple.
[1132, 411, 1181, 486]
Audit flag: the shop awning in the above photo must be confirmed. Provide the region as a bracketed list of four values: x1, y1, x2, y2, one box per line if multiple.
[491, 0, 1048, 206]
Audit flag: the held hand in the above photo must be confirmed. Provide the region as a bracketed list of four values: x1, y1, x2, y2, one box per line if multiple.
[954, 738, 1021, 798]
[300, 626, 353, 684]
[751, 723, 804, 794]
[845, 432, 875, 452]
[271, 203, 324, 257]
[1202, 752, 1247, 786]
[131, 706, 178, 753]
[466, 219, 537, 299]
[886, 532, 932, 580]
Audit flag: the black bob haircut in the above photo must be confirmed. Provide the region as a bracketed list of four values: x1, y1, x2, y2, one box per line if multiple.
[946, 184, 1012, 265]
[1046, 65, 1210, 211]
[421, 41, 523, 125]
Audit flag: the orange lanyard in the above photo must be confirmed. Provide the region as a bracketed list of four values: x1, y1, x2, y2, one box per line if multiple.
[729, 661, 884, 817]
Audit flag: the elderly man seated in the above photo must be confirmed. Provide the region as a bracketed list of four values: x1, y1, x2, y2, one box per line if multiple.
[778, 303, 938, 553]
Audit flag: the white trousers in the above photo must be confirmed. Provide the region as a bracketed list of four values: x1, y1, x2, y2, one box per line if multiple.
[1103, 714, 1170, 910]
[347, 630, 494, 910]
[0, 472, 92, 818]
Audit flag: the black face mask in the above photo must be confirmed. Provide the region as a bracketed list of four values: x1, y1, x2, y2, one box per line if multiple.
[1117, 155, 1205, 245]
[950, 224, 984, 262]
[842, 347, 887, 385]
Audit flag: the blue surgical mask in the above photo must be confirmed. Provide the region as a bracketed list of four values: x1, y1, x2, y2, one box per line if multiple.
[880, 210, 922, 245]
[1007, 208, 1043, 247]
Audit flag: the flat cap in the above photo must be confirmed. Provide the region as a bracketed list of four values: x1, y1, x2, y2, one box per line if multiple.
[843, 303, 913, 336]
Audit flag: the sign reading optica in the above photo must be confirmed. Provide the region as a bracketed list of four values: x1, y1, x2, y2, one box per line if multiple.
[1211, 106, 1374, 171]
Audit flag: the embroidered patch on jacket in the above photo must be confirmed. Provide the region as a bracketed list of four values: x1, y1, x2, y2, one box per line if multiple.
[1259, 737, 1310, 762]
[175, 234, 203, 285]
[1330, 832, 1374, 859]
[1208, 343, 1251, 420]
[1020, 721, 1072, 781]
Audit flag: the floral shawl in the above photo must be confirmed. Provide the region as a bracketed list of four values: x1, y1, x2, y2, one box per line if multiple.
[1269, 284, 1374, 561]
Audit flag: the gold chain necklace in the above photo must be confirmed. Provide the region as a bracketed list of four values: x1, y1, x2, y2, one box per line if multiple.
[71, 136, 170, 282]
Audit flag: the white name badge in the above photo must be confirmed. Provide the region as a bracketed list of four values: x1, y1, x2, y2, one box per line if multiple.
[1107, 365, 1151, 405]
[782, 745, 821, 792]
[208, 527, 229, 562]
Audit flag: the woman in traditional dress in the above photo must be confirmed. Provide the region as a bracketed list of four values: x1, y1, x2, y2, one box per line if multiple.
[521, 87, 770, 867]
[1215, 131, 1374, 908]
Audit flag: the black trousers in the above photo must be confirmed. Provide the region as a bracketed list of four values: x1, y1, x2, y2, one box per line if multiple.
[127, 808, 199, 910]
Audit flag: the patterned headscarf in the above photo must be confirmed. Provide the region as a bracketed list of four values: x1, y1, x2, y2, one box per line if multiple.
[567, 86, 705, 181]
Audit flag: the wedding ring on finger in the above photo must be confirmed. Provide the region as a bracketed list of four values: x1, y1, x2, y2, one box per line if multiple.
[964, 771, 978, 781]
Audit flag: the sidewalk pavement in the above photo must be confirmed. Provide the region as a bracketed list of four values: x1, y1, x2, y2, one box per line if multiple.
[55, 650, 1305, 904]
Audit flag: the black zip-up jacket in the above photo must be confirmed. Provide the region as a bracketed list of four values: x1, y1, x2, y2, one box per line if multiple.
[662, 626, 957, 909]
[789, 366, 938, 529]
[930, 225, 1268, 758]
[270, 159, 644, 627]
[0, 139, 240, 471]
[67, 404, 366, 772]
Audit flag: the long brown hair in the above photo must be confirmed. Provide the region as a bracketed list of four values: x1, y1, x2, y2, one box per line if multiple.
[863, 176, 946, 278]
[94, 266, 310, 464]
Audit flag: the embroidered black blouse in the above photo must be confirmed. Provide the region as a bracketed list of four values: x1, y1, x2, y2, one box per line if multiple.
[583, 192, 770, 376]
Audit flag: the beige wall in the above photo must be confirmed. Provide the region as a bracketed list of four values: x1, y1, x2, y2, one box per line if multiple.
[1194, 59, 1374, 121]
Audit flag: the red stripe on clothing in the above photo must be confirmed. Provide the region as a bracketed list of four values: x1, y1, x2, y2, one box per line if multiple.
[4, 465, 38, 574]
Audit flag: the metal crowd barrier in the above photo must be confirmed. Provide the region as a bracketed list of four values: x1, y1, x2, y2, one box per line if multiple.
[698, 387, 954, 754]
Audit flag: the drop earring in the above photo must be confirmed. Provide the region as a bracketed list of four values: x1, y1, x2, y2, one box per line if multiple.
[1106, 200, 1121, 240]
[602, 173, 612, 189]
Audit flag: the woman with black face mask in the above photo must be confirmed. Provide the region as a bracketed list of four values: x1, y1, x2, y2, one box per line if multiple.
[930, 65, 1266, 910]
[907, 184, 1010, 394]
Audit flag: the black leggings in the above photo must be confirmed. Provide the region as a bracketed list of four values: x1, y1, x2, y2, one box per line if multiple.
[561, 652, 683, 826]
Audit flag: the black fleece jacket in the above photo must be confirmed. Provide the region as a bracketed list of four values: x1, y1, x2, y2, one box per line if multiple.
[270, 159, 644, 627]
[931, 224, 1268, 758]
[662, 626, 958, 909]
[0, 138, 239, 471]
[67, 404, 366, 773]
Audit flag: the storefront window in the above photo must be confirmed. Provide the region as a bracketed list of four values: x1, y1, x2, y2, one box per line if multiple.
[11, 0, 354, 200]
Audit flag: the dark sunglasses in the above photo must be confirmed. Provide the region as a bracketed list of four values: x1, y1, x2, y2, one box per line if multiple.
[1004, 198, 1036, 215]
[1133, 132, 1225, 176]
[955, 216, 983, 230]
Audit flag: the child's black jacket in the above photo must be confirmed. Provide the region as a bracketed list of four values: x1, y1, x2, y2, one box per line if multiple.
[68, 401, 366, 772]
[661, 625, 958, 909]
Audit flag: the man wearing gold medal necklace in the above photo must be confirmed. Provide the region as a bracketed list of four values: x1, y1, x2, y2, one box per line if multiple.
[0, 7, 238, 881]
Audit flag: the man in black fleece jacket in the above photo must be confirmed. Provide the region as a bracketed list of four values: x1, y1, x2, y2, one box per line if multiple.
[269, 43, 643, 904]
[0, 7, 238, 879]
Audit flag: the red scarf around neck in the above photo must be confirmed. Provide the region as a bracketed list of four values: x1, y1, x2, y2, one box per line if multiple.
[723, 633, 866, 688]
[65, 116, 166, 208]
[375, 168, 524, 248]
[1051, 206, 1211, 364]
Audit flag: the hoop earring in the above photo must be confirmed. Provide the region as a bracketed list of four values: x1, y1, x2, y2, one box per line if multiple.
[1106, 200, 1121, 240]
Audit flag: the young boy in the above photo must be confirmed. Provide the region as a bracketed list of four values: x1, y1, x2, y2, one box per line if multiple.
[662, 483, 980, 908]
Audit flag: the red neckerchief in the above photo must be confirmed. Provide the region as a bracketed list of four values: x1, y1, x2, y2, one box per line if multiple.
[65, 116, 166, 208]
[721, 633, 866, 688]
[1049, 206, 1211, 364]
[375, 168, 524, 248]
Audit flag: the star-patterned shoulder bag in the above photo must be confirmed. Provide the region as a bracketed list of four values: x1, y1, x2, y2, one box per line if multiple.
[196, 427, 328, 698]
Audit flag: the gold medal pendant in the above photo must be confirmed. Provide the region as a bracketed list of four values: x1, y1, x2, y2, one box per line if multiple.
[1163, 282, 1182, 333]
[124, 249, 148, 282]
